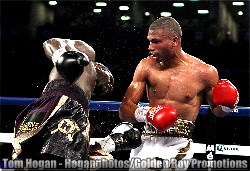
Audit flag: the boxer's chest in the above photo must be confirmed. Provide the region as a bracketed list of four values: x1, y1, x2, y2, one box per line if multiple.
[147, 67, 204, 102]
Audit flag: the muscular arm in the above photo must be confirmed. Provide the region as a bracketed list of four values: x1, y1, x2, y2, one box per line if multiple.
[43, 38, 65, 60]
[119, 59, 148, 123]
[43, 38, 96, 85]
[43, 38, 95, 61]
[204, 65, 228, 117]
[74, 40, 96, 61]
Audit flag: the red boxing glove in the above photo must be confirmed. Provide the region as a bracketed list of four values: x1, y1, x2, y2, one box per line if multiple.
[135, 105, 177, 131]
[146, 105, 178, 131]
[212, 79, 239, 112]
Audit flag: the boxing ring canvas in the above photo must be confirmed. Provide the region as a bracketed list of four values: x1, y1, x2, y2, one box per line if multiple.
[0, 96, 249, 170]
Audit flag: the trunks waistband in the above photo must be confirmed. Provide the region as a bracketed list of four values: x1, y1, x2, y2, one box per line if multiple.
[142, 119, 195, 139]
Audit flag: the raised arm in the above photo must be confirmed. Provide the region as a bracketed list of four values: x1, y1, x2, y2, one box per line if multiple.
[43, 38, 65, 60]
[42, 38, 94, 84]
[74, 40, 96, 61]
[43, 38, 95, 61]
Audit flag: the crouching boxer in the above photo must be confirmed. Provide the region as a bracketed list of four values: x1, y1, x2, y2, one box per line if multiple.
[12, 38, 114, 167]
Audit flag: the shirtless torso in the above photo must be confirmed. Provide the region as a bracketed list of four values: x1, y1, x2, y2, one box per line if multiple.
[119, 25, 223, 123]
[144, 54, 218, 122]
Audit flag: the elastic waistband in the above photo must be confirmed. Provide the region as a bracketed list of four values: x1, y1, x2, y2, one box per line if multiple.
[142, 119, 195, 139]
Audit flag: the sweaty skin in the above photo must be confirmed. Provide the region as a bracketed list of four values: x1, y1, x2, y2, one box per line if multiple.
[43, 38, 97, 101]
[119, 28, 227, 123]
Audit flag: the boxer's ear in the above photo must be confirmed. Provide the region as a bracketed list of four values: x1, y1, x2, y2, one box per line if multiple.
[172, 36, 179, 46]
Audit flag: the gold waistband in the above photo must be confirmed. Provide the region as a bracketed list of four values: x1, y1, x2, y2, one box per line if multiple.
[142, 119, 195, 138]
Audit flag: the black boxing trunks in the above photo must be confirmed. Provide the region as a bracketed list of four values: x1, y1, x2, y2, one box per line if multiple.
[12, 79, 90, 161]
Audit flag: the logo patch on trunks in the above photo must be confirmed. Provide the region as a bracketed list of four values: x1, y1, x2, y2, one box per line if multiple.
[17, 111, 46, 134]
[51, 119, 80, 141]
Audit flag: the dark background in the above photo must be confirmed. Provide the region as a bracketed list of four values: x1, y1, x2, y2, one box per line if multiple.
[0, 0, 249, 170]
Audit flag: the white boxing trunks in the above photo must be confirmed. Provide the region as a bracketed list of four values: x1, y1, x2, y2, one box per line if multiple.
[129, 119, 195, 171]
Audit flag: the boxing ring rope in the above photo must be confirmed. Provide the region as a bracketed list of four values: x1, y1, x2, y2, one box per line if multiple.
[0, 96, 250, 157]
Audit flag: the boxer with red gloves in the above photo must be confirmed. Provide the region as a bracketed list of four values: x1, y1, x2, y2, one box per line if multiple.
[212, 79, 239, 113]
[119, 16, 240, 170]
